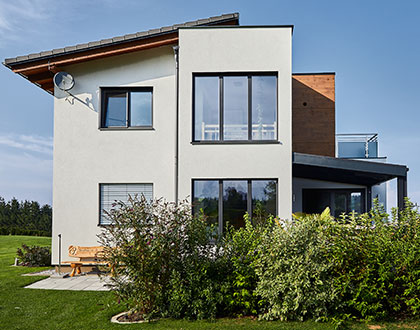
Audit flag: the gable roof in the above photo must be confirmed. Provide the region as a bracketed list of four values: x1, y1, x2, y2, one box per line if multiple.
[3, 13, 239, 94]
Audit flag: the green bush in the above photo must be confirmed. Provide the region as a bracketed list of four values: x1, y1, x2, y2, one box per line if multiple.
[329, 200, 420, 320]
[99, 195, 420, 323]
[16, 244, 51, 266]
[98, 196, 224, 320]
[221, 214, 271, 316]
[255, 209, 339, 321]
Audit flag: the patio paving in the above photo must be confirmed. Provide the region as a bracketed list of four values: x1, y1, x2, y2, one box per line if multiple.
[24, 274, 111, 291]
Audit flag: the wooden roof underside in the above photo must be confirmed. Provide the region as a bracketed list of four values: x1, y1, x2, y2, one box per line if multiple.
[5, 17, 238, 95]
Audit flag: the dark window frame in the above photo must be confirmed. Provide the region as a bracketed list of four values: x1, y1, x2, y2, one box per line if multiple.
[192, 72, 278, 143]
[302, 188, 366, 216]
[99, 87, 153, 130]
[192, 178, 278, 234]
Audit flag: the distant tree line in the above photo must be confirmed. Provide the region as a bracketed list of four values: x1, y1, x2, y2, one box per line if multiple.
[0, 197, 52, 237]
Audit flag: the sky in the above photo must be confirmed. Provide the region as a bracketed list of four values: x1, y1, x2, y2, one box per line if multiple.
[0, 0, 419, 210]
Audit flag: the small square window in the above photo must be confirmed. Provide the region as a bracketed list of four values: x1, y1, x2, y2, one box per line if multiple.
[100, 87, 152, 129]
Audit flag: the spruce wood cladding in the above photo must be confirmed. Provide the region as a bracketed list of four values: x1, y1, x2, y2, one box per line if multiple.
[292, 73, 336, 157]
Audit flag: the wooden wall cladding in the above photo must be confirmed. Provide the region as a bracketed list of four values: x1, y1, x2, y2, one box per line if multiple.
[292, 74, 335, 157]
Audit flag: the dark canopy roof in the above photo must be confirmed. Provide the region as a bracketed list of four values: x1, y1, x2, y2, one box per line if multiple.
[293, 152, 408, 186]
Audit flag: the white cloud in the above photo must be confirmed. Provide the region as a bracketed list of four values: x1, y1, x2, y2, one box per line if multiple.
[0, 133, 52, 155]
[0, 0, 55, 43]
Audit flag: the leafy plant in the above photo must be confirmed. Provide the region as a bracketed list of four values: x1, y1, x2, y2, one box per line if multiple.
[16, 244, 51, 266]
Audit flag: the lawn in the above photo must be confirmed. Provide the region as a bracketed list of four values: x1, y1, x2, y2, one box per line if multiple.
[0, 235, 418, 330]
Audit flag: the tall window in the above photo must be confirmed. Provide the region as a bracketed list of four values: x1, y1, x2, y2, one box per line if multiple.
[192, 179, 277, 233]
[99, 183, 153, 225]
[100, 87, 152, 129]
[194, 74, 277, 142]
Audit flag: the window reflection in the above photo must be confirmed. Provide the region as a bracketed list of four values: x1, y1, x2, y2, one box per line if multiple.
[224, 77, 248, 140]
[252, 180, 277, 220]
[223, 180, 248, 229]
[252, 76, 277, 140]
[131, 92, 152, 126]
[105, 93, 126, 127]
[193, 180, 219, 226]
[194, 77, 219, 141]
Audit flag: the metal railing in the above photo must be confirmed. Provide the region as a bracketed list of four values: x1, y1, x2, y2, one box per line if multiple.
[336, 133, 378, 158]
[199, 122, 276, 141]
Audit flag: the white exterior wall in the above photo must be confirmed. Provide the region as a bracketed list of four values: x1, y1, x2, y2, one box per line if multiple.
[52, 47, 176, 264]
[178, 27, 293, 220]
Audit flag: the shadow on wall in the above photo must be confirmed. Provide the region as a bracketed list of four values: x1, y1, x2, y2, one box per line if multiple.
[292, 75, 336, 157]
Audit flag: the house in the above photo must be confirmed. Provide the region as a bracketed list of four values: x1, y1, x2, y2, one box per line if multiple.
[3, 13, 408, 266]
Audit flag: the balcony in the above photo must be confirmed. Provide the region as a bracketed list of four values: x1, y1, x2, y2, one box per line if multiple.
[336, 133, 378, 159]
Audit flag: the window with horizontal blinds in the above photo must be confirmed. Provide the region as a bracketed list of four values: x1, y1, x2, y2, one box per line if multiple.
[99, 183, 153, 225]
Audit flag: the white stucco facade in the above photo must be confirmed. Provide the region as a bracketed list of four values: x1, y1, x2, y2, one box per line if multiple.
[51, 27, 293, 264]
[52, 47, 176, 264]
[178, 27, 293, 220]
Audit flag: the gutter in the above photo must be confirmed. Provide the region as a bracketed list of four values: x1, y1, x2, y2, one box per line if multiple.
[173, 45, 179, 204]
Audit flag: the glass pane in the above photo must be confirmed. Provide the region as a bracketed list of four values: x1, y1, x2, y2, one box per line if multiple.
[223, 180, 247, 229]
[252, 180, 276, 220]
[105, 93, 126, 127]
[252, 76, 277, 140]
[194, 77, 219, 141]
[193, 180, 219, 226]
[334, 192, 347, 217]
[224, 76, 248, 140]
[302, 190, 330, 214]
[131, 91, 152, 126]
[350, 192, 363, 213]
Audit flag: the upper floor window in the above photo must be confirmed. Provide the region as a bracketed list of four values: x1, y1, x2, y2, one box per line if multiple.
[193, 73, 277, 142]
[100, 87, 152, 129]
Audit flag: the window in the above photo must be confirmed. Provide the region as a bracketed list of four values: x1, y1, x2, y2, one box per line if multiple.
[302, 189, 365, 218]
[193, 73, 277, 142]
[100, 87, 152, 129]
[192, 179, 277, 233]
[99, 183, 153, 225]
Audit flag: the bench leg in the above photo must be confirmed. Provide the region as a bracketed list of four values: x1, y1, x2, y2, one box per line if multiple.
[76, 265, 81, 275]
[70, 266, 76, 277]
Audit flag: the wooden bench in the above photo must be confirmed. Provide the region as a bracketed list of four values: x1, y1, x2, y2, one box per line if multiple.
[63, 245, 106, 277]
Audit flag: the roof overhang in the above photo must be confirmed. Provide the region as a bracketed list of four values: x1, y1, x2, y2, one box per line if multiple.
[293, 152, 408, 186]
[3, 13, 239, 95]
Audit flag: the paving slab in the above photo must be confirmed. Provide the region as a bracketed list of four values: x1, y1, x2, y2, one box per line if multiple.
[24, 274, 110, 291]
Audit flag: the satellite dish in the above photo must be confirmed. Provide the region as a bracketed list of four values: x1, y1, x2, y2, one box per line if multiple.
[53, 72, 75, 91]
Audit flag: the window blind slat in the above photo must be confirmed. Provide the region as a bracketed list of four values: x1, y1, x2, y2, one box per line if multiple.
[100, 183, 153, 225]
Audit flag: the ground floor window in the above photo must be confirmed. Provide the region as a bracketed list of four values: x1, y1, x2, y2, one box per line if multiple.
[192, 179, 277, 233]
[302, 189, 364, 218]
[99, 183, 153, 225]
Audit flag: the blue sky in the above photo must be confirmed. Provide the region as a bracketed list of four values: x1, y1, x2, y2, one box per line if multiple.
[0, 0, 419, 209]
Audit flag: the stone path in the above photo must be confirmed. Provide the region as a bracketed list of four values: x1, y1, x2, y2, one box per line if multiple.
[25, 274, 111, 291]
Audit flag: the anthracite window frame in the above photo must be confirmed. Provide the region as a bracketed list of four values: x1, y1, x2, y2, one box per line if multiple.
[192, 72, 279, 143]
[99, 87, 153, 130]
[192, 178, 278, 234]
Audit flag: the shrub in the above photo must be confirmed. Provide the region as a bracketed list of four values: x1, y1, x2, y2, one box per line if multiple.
[329, 200, 420, 320]
[98, 196, 223, 320]
[16, 244, 51, 266]
[255, 209, 339, 321]
[221, 214, 271, 316]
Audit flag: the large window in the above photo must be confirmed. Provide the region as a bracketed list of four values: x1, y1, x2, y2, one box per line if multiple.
[302, 189, 365, 218]
[99, 183, 153, 225]
[194, 73, 277, 142]
[100, 87, 152, 129]
[192, 179, 277, 233]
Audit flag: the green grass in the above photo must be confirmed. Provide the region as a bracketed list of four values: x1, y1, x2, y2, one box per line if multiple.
[0, 235, 418, 329]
